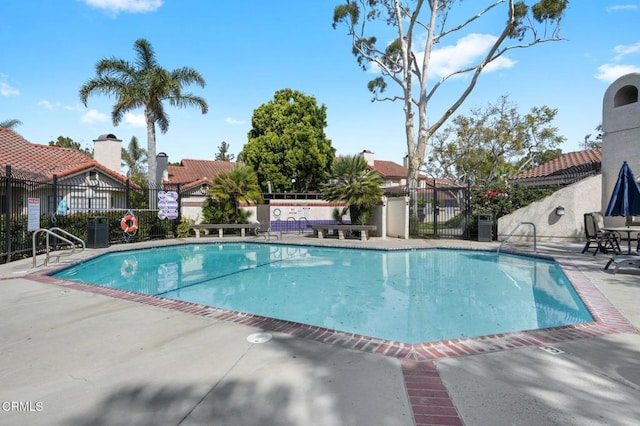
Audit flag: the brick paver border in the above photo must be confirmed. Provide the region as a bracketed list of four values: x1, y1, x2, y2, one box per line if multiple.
[24, 248, 638, 426]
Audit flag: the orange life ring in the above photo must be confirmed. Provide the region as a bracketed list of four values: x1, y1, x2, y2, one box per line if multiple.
[121, 214, 139, 234]
[121, 257, 138, 278]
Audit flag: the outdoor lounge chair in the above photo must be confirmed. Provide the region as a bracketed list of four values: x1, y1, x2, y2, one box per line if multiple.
[604, 254, 640, 274]
[582, 212, 621, 255]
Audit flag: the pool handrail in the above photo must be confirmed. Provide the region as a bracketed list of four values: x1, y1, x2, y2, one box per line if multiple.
[298, 217, 310, 234]
[498, 222, 537, 254]
[32, 227, 86, 268]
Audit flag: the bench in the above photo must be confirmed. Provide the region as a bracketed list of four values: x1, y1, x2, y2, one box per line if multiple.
[310, 224, 377, 241]
[190, 223, 260, 238]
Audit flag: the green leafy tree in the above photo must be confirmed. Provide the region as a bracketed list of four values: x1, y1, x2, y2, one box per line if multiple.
[204, 165, 263, 224]
[425, 95, 564, 187]
[320, 155, 384, 224]
[0, 119, 22, 130]
[215, 141, 235, 161]
[48, 136, 93, 156]
[239, 88, 335, 192]
[79, 38, 208, 184]
[471, 183, 553, 223]
[121, 135, 148, 179]
[583, 125, 603, 149]
[128, 174, 150, 209]
[333, 0, 568, 206]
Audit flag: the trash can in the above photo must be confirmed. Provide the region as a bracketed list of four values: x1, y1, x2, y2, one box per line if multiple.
[478, 213, 492, 242]
[87, 216, 109, 248]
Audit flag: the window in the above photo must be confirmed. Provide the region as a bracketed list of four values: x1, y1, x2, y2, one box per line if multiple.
[86, 171, 99, 186]
[614, 85, 638, 107]
[71, 195, 107, 212]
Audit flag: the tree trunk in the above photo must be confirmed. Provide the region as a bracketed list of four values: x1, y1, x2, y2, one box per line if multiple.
[406, 95, 430, 217]
[145, 110, 157, 186]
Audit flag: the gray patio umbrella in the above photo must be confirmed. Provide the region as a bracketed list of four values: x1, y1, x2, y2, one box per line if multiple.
[605, 161, 640, 224]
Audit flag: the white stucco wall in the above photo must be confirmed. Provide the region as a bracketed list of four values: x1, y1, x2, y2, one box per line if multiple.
[180, 196, 207, 223]
[386, 197, 409, 239]
[500, 73, 640, 243]
[93, 135, 122, 175]
[497, 174, 602, 243]
[267, 200, 348, 223]
[601, 72, 640, 227]
[178, 195, 407, 238]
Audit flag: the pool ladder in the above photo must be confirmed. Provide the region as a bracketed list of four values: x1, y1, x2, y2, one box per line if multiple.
[272, 217, 310, 237]
[286, 216, 310, 234]
[497, 222, 537, 254]
[32, 227, 86, 268]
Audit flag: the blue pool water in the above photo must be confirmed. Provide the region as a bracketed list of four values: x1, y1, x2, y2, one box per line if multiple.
[51, 243, 593, 344]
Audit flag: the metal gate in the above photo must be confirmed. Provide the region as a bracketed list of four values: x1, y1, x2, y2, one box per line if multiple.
[256, 204, 271, 232]
[409, 182, 471, 239]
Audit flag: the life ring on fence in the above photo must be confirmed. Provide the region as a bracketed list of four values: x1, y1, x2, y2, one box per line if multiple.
[121, 257, 138, 278]
[121, 214, 139, 234]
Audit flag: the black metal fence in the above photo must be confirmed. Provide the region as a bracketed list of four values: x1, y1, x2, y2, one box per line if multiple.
[1, 161, 582, 262]
[0, 165, 178, 263]
[407, 181, 472, 239]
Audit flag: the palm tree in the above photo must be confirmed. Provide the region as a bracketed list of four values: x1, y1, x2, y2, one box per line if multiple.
[0, 119, 22, 130]
[321, 155, 384, 225]
[121, 135, 148, 179]
[207, 165, 263, 223]
[79, 38, 208, 184]
[215, 141, 235, 161]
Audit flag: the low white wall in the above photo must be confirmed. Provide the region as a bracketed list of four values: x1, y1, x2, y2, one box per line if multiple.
[181, 196, 206, 223]
[387, 197, 409, 239]
[370, 197, 387, 238]
[179, 195, 407, 239]
[267, 200, 348, 223]
[497, 174, 602, 243]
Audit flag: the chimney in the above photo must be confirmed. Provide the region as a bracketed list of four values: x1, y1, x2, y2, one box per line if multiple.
[156, 152, 168, 186]
[360, 150, 375, 167]
[93, 133, 122, 174]
[403, 155, 409, 169]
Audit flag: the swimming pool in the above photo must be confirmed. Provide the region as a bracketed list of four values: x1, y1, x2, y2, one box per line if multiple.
[51, 243, 593, 344]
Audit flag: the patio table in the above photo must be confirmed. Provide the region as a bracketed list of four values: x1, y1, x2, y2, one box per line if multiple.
[605, 226, 640, 254]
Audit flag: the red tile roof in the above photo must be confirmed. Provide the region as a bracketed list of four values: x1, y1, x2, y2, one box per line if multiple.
[0, 128, 128, 184]
[370, 160, 408, 178]
[512, 148, 602, 180]
[166, 159, 236, 186]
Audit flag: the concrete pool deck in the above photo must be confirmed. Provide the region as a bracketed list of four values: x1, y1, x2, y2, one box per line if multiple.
[1, 235, 639, 425]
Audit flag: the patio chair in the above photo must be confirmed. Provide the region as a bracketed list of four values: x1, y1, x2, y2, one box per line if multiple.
[604, 254, 640, 274]
[582, 212, 621, 255]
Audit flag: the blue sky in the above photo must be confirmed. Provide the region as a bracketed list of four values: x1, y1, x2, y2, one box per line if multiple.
[2, 1, 640, 167]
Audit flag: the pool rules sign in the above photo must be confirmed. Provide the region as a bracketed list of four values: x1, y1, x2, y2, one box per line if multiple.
[158, 191, 179, 220]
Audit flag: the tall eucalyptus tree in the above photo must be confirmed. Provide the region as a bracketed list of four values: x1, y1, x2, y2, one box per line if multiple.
[333, 0, 569, 210]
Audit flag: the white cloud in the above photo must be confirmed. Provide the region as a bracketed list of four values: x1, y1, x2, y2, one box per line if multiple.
[606, 4, 639, 12]
[595, 40, 640, 82]
[613, 41, 640, 61]
[81, 0, 162, 15]
[64, 104, 84, 111]
[225, 117, 245, 125]
[483, 56, 517, 73]
[81, 109, 109, 123]
[366, 33, 515, 80]
[124, 112, 146, 127]
[39, 100, 85, 111]
[595, 64, 640, 83]
[423, 33, 515, 79]
[0, 75, 19, 96]
[38, 100, 60, 110]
